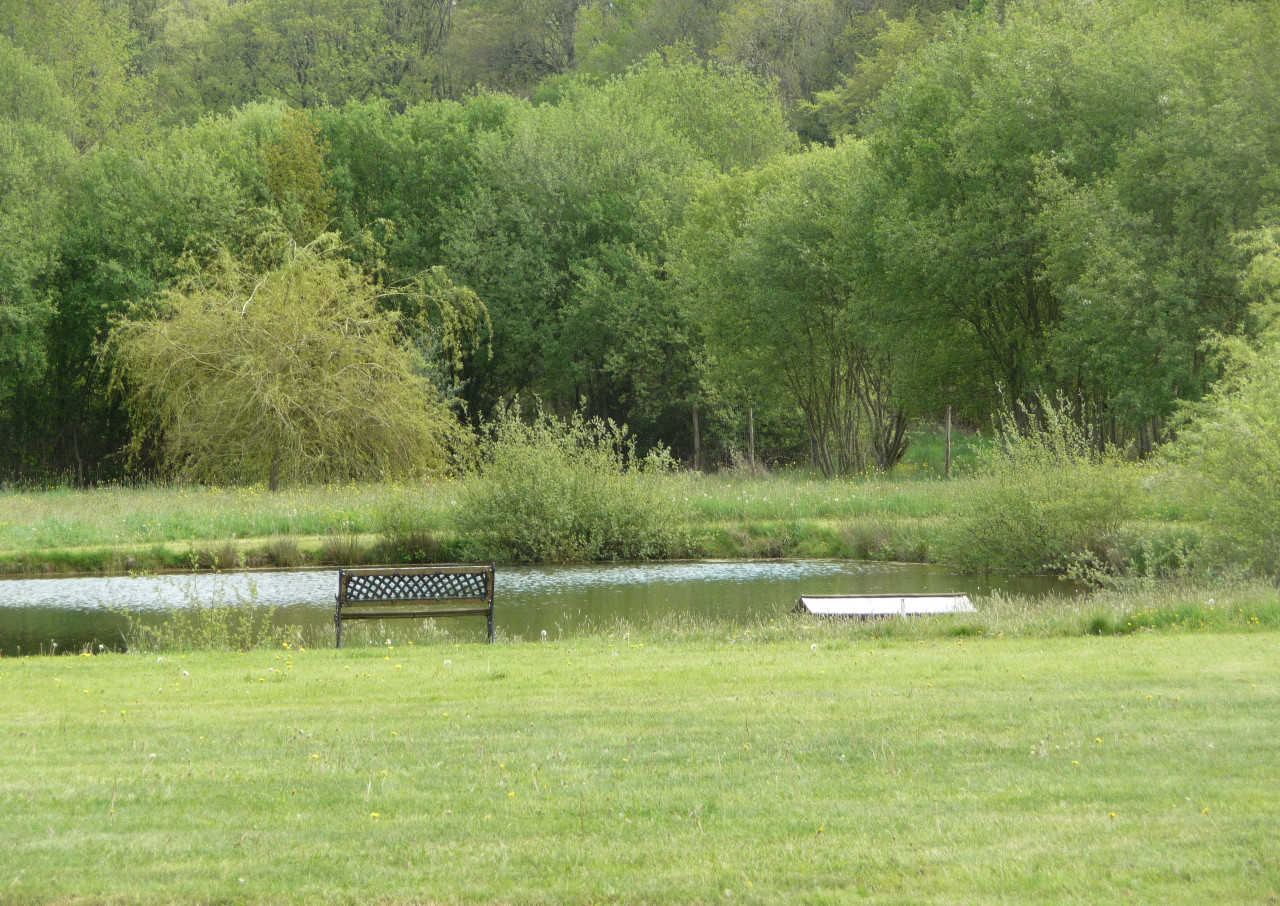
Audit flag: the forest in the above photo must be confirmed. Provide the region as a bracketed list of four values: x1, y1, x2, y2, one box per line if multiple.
[3, 0, 1280, 490]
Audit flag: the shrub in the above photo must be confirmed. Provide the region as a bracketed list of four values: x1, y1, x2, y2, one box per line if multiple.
[1163, 329, 1280, 575]
[193, 539, 240, 571]
[939, 395, 1140, 575]
[454, 407, 689, 563]
[320, 529, 365, 566]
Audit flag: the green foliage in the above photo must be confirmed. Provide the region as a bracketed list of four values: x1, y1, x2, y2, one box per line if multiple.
[117, 576, 287, 652]
[2, 0, 156, 147]
[940, 395, 1140, 574]
[865, 0, 1280, 437]
[674, 141, 908, 475]
[109, 238, 465, 488]
[805, 13, 937, 138]
[4, 0, 1280, 503]
[0, 39, 75, 416]
[318, 95, 524, 279]
[456, 406, 689, 562]
[442, 57, 790, 450]
[262, 109, 335, 242]
[1163, 233, 1280, 575]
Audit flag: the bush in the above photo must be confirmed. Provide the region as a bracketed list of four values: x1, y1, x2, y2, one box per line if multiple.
[1163, 330, 1280, 575]
[455, 408, 689, 563]
[939, 396, 1140, 575]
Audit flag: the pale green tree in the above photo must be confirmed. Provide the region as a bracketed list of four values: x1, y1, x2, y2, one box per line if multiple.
[110, 238, 470, 488]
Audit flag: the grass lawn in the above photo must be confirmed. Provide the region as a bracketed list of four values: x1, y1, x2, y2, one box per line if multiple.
[3, 629, 1277, 904]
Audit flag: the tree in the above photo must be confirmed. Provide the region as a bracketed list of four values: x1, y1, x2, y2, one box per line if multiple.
[1162, 226, 1280, 575]
[439, 56, 792, 450]
[1034, 0, 1280, 447]
[674, 141, 909, 476]
[2, 0, 156, 147]
[109, 238, 468, 488]
[862, 0, 1280, 441]
[442, 0, 584, 94]
[0, 39, 75, 421]
[262, 108, 335, 242]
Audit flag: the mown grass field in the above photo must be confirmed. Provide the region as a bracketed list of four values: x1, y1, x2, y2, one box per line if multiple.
[2, 627, 1277, 904]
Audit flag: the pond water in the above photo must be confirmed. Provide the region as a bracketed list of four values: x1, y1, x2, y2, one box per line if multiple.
[0, 560, 1078, 655]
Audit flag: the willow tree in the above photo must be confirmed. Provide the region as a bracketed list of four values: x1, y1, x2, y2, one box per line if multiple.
[110, 238, 482, 488]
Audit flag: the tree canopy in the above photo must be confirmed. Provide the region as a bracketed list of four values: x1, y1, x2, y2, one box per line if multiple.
[3, 0, 1279, 481]
[109, 239, 467, 488]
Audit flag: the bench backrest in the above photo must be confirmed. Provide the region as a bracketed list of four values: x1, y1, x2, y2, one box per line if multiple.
[335, 564, 496, 646]
[338, 565, 493, 604]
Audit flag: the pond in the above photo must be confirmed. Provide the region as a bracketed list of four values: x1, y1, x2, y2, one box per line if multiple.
[0, 560, 1079, 655]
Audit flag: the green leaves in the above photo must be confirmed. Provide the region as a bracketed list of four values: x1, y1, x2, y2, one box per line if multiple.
[109, 239, 465, 488]
[456, 405, 688, 562]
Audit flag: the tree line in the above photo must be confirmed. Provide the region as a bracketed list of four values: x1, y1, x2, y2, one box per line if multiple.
[2, 0, 1279, 484]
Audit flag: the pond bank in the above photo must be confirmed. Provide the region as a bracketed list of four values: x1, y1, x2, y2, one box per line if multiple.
[0, 475, 963, 577]
[0, 559, 1079, 657]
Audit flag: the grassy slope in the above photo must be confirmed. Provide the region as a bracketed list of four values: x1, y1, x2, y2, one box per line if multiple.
[3, 630, 1278, 904]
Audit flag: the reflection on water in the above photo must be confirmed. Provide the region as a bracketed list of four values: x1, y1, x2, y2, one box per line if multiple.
[0, 560, 1077, 655]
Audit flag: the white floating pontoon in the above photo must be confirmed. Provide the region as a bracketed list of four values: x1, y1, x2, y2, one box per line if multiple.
[794, 594, 975, 618]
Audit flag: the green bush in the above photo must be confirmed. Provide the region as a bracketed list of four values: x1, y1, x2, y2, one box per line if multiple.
[1163, 329, 1280, 575]
[939, 396, 1140, 575]
[454, 408, 690, 563]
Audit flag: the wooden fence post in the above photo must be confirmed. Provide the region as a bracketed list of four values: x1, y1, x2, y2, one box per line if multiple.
[692, 404, 702, 472]
[945, 404, 952, 479]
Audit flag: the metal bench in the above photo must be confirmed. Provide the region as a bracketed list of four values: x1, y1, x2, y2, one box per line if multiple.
[335, 564, 495, 647]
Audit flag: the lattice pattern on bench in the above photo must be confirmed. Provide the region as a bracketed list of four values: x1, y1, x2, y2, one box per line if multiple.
[343, 570, 490, 602]
[336, 565, 496, 646]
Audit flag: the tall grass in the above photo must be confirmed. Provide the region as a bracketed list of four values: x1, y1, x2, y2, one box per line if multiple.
[938, 397, 1140, 575]
[454, 409, 689, 562]
[0, 421, 1204, 576]
[117, 575, 288, 652]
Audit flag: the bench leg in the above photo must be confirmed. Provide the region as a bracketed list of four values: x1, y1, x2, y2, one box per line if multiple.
[487, 606, 494, 644]
[335, 612, 344, 649]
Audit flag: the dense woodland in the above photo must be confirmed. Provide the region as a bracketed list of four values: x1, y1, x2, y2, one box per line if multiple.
[3, 0, 1280, 485]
